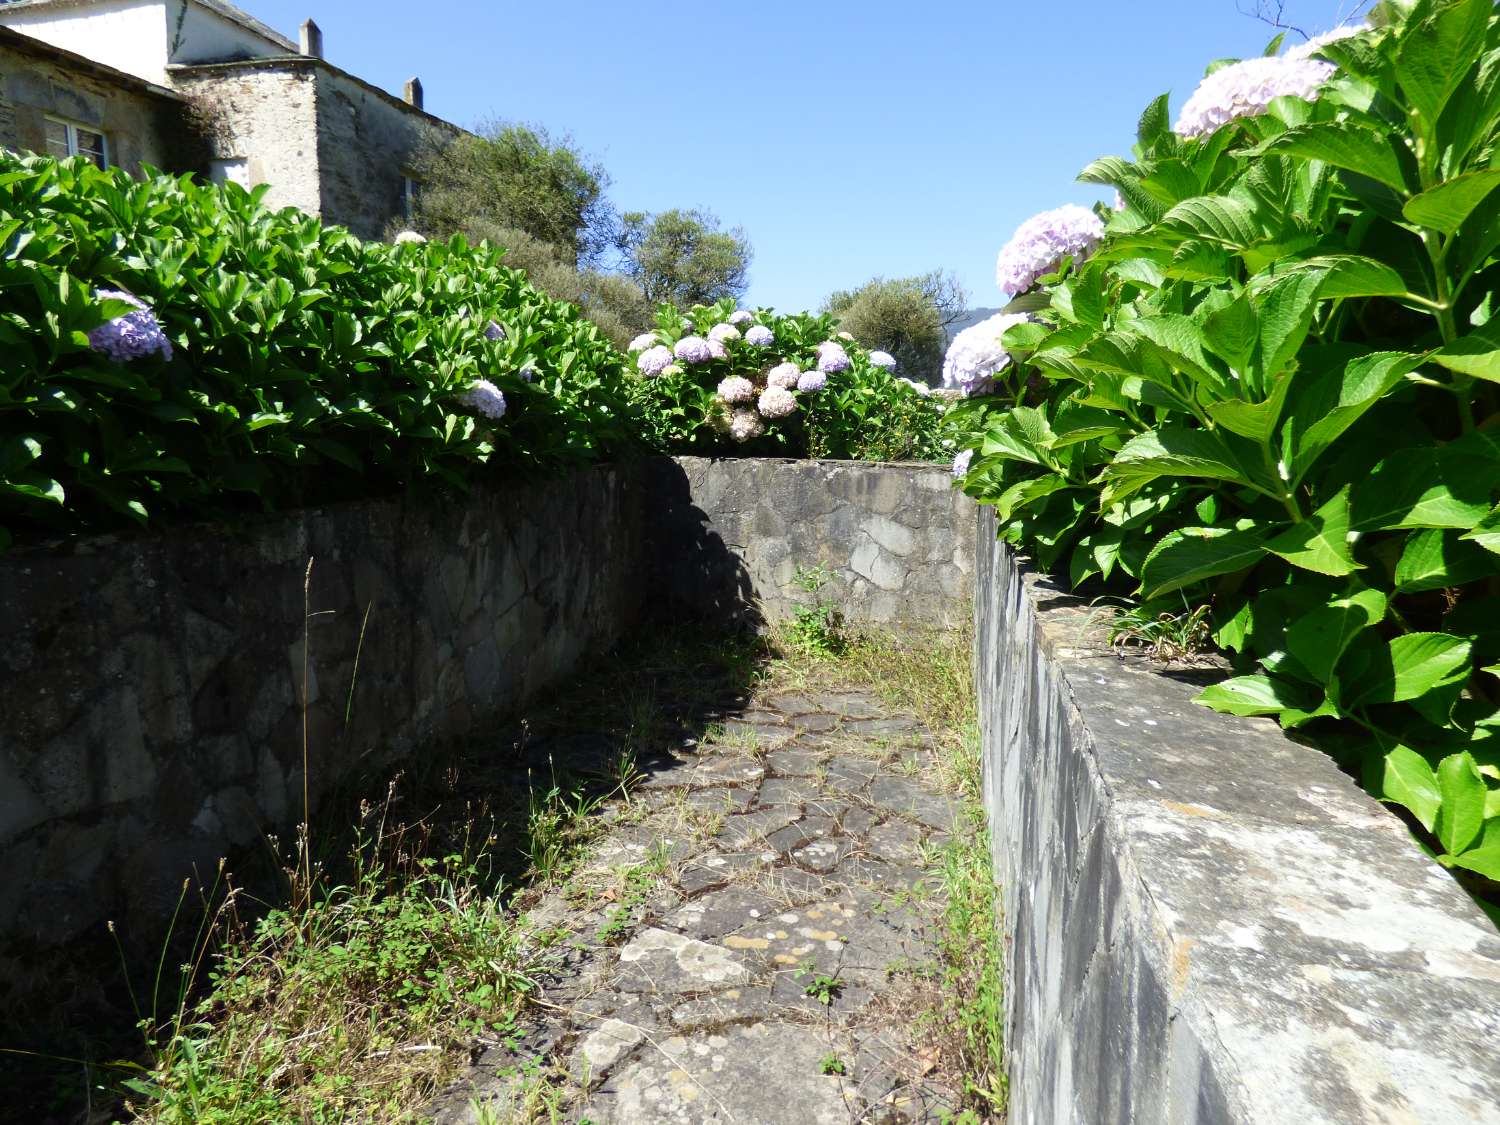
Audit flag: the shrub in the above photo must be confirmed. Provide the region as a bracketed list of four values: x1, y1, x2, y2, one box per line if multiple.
[627, 298, 952, 462]
[953, 0, 1500, 888]
[822, 271, 968, 386]
[0, 153, 635, 548]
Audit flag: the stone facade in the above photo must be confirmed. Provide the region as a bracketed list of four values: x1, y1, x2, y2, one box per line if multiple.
[0, 25, 183, 175]
[975, 508, 1500, 1124]
[651, 457, 974, 631]
[173, 56, 458, 238]
[0, 465, 648, 949]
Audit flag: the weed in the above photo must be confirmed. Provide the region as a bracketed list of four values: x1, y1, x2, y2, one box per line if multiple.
[785, 564, 847, 656]
[794, 963, 845, 1006]
[1098, 597, 1212, 663]
[818, 1053, 847, 1076]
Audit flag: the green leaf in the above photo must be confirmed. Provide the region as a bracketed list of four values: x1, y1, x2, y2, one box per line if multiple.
[1161, 195, 1265, 247]
[1102, 426, 1259, 504]
[1205, 371, 1293, 443]
[1349, 445, 1495, 530]
[1435, 751, 1488, 855]
[1290, 255, 1412, 299]
[1202, 294, 1258, 372]
[1140, 525, 1271, 599]
[1350, 632, 1474, 708]
[1195, 673, 1309, 717]
[1432, 322, 1500, 384]
[1402, 170, 1500, 235]
[1287, 352, 1425, 485]
[1285, 587, 1387, 683]
[1255, 270, 1325, 383]
[1395, 528, 1500, 592]
[1259, 124, 1411, 193]
[1380, 745, 1441, 832]
[1446, 818, 1500, 879]
[1396, 0, 1493, 130]
[1265, 487, 1359, 576]
[1463, 504, 1500, 555]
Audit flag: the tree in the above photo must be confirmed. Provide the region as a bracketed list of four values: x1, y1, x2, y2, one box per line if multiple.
[411, 121, 615, 267]
[822, 271, 967, 384]
[617, 209, 752, 307]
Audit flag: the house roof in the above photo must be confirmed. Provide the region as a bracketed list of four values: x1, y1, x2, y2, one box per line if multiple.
[0, 23, 183, 99]
[0, 0, 297, 53]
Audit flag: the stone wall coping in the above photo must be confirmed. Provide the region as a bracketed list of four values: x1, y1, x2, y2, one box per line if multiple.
[983, 522, 1500, 1123]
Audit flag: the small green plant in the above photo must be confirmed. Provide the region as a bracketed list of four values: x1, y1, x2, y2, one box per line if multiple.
[818, 1054, 847, 1076]
[786, 564, 847, 656]
[794, 963, 845, 1006]
[1101, 599, 1213, 663]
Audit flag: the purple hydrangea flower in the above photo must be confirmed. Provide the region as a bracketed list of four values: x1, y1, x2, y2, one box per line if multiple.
[796, 370, 826, 393]
[942, 312, 1031, 397]
[728, 309, 754, 326]
[767, 362, 800, 389]
[628, 331, 658, 352]
[517, 361, 535, 383]
[87, 289, 173, 362]
[995, 205, 1106, 297]
[729, 407, 764, 443]
[460, 379, 507, 419]
[707, 338, 728, 360]
[485, 320, 506, 341]
[717, 375, 756, 404]
[758, 386, 797, 419]
[708, 323, 742, 344]
[1174, 54, 1337, 138]
[675, 335, 713, 364]
[637, 344, 674, 376]
[815, 341, 851, 374]
[952, 449, 974, 479]
[744, 325, 774, 347]
[868, 350, 896, 370]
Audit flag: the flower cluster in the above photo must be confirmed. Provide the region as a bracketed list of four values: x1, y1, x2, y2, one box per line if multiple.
[393, 230, 426, 244]
[708, 323, 741, 344]
[1174, 53, 1337, 138]
[816, 341, 851, 373]
[1284, 25, 1361, 62]
[628, 331, 658, 352]
[728, 309, 754, 326]
[942, 312, 1031, 397]
[758, 386, 797, 418]
[459, 379, 507, 420]
[745, 324, 774, 347]
[675, 336, 713, 364]
[637, 344, 674, 376]
[868, 350, 897, 370]
[767, 362, 801, 389]
[729, 408, 764, 442]
[952, 448, 973, 479]
[995, 205, 1106, 297]
[87, 290, 173, 362]
[718, 375, 756, 404]
[485, 321, 506, 341]
[796, 370, 827, 393]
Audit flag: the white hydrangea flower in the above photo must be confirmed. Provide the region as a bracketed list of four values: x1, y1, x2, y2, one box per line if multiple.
[942, 312, 1031, 397]
[628, 332, 658, 352]
[708, 323, 742, 344]
[717, 375, 756, 404]
[995, 205, 1105, 297]
[1174, 54, 1337, 138]
[728, 309, 754, 326]
[394, 230, 427, 244]
[745, 325, 774, 347]
[952, 449, 974, 479]
[758, 386, 797, 418]
[729, 408, 764, 442]
[1284, 25, 1361, 61]
[767, 362, 800, 389]
[868, 350, 897, 370]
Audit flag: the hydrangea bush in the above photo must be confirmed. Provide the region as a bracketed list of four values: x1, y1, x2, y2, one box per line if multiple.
[951, 0, 1500, 891]
[0, 153, 634, 546]
[628, 298, 951, 461]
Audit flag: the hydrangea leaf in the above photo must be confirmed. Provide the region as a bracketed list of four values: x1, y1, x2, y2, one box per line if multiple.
[1380, 745, 1440, 832]
[1266, 487, 1359, 576]
[1285, 587, 1387, 683]
[1462, 504, 1500, 555]
[1433, 322, 1500, 384]
[1395, 0, 1492, 130]
[1402, 169, 1500, 236]
[1195, 673, 1312, 716]
[1435, 751, 1488, 855]
[1140, 524, 1272, 599]
[1395, 528, 1500, 592]
[1259, 123, 1412, 193]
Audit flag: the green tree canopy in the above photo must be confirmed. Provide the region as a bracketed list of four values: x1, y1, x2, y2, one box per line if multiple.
[617, 209, 752, 307]
[822, 271, 967, 384]
[412, 121, 615, 267]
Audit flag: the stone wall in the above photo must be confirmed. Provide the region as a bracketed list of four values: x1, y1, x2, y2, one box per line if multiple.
[0, 27, 182, 177]
[649, 457, 974, 631]
[975, 508, 1500, 1124]
[0, 465, 647, 950]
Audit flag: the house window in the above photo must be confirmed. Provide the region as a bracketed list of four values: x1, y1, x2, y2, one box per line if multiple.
[44, 116, 107, 168]
[401, 174, 420, 219]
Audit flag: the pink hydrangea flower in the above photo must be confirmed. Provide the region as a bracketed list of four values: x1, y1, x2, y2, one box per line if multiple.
[637, 345, 674, 376]
[767, 362, 800, 389]
[675, 336, 713, 364]
[1174, 54, 1337, 138]
[758, 386, 797, 418]
[717, 375, 756, 404]
[816, 341, 851, 373]
[708, 323, 742, 344]
[744, 325, 774, 347]
[729, 408, 764, 442]
[995, 205, 1105, 297]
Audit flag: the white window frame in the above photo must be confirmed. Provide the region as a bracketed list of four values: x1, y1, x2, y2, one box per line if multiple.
[44, 115, 108, 168]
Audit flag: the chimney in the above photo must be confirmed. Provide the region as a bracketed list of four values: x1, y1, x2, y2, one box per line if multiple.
[404, 77, 423, 110]
[299, 18, 322, 58]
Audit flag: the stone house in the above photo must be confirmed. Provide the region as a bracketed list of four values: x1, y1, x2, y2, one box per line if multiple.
[0, 0, 463, 238]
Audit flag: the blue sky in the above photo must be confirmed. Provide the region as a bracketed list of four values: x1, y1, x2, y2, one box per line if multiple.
[248, 0, 1364, 312]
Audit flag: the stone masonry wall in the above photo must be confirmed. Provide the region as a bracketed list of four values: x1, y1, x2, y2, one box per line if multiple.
[975, 508, 1500, 1124]
[0, 465, 647, 950]
[650, 457, 973, 631]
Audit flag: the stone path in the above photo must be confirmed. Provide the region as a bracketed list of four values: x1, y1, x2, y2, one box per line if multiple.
[427, 682, 970, 1124]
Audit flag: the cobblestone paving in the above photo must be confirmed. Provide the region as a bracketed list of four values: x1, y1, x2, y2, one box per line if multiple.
[428, 684, 967, 1124]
